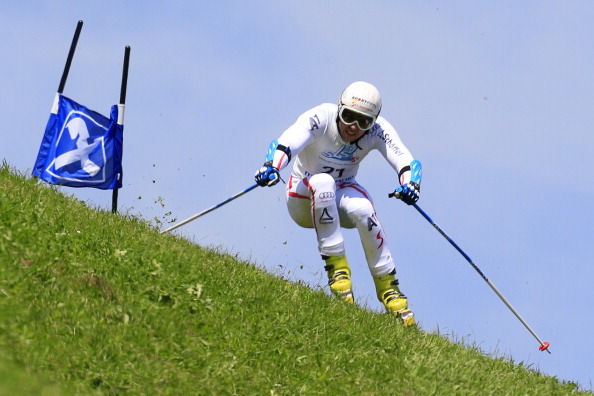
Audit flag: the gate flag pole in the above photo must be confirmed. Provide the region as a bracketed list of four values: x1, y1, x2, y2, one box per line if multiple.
[112, 45, 131, 213]
[57, 20, 83, 94]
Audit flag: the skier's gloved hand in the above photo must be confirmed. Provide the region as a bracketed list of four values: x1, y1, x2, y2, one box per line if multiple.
[255, 163, 280, 187]
[393, 159, 422, 205]
[394, 182, 420, 205]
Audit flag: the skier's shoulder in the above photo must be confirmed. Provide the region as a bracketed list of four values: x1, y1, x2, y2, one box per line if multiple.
[295, 103, 336, 133]
[300, 102, 335, 118]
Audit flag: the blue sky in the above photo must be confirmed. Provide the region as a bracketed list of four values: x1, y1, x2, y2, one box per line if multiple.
[1, 1, 593, 389]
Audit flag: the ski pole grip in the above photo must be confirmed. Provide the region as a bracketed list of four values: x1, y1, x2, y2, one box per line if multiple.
[388, 191, 401, 199]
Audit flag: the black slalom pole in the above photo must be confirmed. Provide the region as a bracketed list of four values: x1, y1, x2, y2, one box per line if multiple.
[112, 45, 130, 214]
[58, 20, 83, 94]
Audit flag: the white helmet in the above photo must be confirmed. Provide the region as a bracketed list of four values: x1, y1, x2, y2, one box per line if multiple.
[338, 81, 382, 130]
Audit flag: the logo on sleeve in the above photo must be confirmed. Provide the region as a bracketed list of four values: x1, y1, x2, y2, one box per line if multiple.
[310, 114, 320, 130]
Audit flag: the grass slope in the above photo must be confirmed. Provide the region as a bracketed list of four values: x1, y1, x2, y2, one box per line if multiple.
[0, 162, 583, 395]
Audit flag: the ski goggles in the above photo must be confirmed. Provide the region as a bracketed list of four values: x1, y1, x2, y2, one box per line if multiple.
[338, 107, 376, 131]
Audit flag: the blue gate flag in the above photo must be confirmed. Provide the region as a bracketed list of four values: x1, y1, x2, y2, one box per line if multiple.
[32, 94, 123, 190]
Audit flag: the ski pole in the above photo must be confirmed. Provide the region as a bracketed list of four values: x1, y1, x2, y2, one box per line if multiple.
[389, 192, 551, 353]
[163, 140, 279, 234]
[161, 183, 259, 234]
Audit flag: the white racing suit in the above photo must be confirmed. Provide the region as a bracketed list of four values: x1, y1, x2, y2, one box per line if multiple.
[270, 103, 416, 277]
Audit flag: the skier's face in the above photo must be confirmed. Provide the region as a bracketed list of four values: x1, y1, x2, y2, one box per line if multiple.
[338, 119, 367, 143]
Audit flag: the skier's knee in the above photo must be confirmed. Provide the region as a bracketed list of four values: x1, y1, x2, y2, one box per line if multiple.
[308, 174, 336, 206]
[350, 199, 375, 224]
[308, 173, 335, 193]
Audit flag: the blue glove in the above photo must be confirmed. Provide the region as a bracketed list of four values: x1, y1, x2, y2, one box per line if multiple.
[394, 182, 420, 205]
[255, 163, 280, 187]
[394, 159, 422, 205]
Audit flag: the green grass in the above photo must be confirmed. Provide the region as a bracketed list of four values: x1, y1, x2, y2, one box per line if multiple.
[0, 161, 585, 395]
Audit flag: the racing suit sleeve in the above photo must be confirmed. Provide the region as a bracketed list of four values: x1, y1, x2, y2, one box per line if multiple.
[270, 106, 325, 170]
[373, 117, 416, 186]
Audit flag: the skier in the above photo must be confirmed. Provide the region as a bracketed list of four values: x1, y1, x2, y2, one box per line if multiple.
[254, 81, 421, 325]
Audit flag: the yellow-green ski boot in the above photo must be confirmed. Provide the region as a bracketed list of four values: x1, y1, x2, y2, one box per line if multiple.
[324, 254, 354, 303]
[373, 270, 415, 326]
